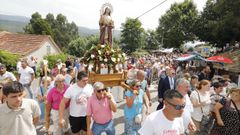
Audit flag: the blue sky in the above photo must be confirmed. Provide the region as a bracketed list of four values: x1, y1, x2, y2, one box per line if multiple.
[0, 0, 207, 30]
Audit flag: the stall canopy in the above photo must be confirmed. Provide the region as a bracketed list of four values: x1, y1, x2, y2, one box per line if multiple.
[175, 54, 209, 62]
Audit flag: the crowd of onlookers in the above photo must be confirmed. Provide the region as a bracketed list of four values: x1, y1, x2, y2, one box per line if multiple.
[0, 53, 240, 135]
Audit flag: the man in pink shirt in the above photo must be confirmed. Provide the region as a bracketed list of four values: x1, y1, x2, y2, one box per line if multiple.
[86, 82, 117, 135]
[45, 74, 70, 135]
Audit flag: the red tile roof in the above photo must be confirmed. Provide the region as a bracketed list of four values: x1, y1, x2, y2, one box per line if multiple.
[0, 31, 61, 56]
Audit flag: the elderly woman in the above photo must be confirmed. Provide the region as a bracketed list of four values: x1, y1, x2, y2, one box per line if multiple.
[190, 80, 211, 134]
[210, 87, 240, 135]
[45, 74, 70, 135]
[86, 82, 117, 135]
[124, 80, 150, 135]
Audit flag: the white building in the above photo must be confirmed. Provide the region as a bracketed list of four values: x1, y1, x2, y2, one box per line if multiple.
[0, 31, 62, 61]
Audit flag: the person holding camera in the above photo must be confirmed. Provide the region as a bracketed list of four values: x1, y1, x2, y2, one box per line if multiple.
[124, 80, 150, 135]
[86, 82, 117, 135]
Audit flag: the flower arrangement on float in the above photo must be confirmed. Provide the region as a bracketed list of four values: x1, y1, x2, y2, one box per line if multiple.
[82, 44, 126, 74]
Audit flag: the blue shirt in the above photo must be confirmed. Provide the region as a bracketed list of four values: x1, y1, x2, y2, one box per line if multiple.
[141, 80, 148, 92]
[124, 89, 144, 119]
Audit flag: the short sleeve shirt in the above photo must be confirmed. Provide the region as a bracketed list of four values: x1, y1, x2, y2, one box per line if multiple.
[0, 98, 40, 135]
[47, 84, 69, 110]
[86, 94, 115, 124]
[124, 89, 144, 119]
[18, 66, 34, 85]
[0, 71, 17, 81]
[64, 83, 93, 117]
[139, 110, 184, 135]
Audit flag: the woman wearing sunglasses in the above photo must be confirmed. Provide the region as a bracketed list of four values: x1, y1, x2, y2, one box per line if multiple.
[124, 80, 150, 135]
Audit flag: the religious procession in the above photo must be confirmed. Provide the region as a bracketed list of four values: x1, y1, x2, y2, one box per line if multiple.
[0, 1, 240, 135]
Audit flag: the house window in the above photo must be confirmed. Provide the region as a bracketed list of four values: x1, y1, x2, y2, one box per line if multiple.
[47, 45, 51, 55]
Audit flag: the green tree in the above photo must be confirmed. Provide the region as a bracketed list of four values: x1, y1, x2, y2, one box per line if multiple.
[156, 0, 198, 48]
[145, 30, 160, 50]
[194, 0, 240, 48]
[24, 12, 79, 51]
[120, 18, 145, 53]
[66, 37, 88, 57]
[85, 35, 99, 50]
[24, 12, 52, 36]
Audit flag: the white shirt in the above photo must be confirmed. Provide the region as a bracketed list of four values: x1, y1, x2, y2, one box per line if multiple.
[139, 110, 184, 135]
[190, 90, 211, 122]
[18, 66, 34, 85]
[0, 98, 40, 135]
[0, 71, 17, 81]
[64, 83, 93, 117]
[182, 95, 194, 130]
[28, 59, 37, 67]
[168, 77, 174, 89]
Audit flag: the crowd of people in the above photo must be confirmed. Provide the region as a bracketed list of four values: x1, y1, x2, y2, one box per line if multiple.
[0, 53, 240, 135]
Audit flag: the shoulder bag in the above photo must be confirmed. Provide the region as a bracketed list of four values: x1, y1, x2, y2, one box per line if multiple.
[196, 90, 215, 135]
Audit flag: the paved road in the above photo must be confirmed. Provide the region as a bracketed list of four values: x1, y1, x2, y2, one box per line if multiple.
[35, 81, 159, 135]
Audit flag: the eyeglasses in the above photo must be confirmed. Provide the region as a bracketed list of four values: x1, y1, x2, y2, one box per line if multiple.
[96, 88, 106, 93]
[165, 100, 185, 110]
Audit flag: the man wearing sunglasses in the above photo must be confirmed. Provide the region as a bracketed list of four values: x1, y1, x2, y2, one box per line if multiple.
[139, 89, 185, 135]
[86, 82, 117, 135]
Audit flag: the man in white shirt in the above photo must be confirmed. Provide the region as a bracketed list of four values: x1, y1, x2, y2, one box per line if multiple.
[139, 90, 185, 135]
[28, 56, 37, 76]
[176, 78, 196, 133]
[0, 64, 16, 81]
[59, 71, 93, 135]
[0, 81, 40, 135]
[18, 60, 35, 99]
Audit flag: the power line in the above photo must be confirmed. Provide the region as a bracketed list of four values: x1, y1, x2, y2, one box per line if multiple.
[136, 0, 170, 19]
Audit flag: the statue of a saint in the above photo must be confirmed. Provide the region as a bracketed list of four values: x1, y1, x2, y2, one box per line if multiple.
[99, 6, 114, 47]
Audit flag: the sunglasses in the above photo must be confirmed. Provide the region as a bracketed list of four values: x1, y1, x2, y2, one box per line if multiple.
[165, 100, 185, 110]
[97, 88, 106, 93]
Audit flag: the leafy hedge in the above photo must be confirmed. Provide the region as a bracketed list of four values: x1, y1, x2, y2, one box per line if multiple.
[43, 53, 68, 69]
[0, 50, 19, 71]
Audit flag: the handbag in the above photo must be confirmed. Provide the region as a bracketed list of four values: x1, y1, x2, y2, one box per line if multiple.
[196, 91, 215, 135]
[134, 96, 142, 124]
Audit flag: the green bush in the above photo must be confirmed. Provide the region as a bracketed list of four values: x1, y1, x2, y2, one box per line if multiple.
[0, 50, 19, 71]
[43, 53, 68, 69]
